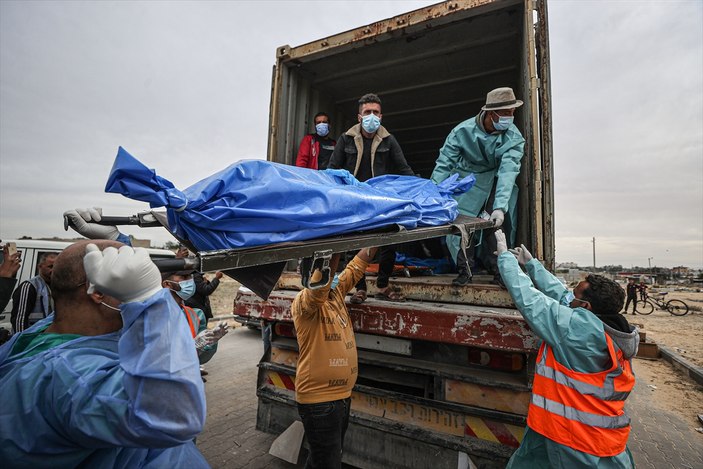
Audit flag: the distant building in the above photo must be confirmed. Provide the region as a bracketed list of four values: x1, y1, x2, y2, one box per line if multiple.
[672, 266, 690, 276]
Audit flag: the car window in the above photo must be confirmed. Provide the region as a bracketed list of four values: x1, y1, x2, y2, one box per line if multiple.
[33, 251, 61, 276]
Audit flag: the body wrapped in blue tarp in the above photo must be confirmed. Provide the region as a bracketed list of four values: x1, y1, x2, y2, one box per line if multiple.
[105, 147, 475, 251]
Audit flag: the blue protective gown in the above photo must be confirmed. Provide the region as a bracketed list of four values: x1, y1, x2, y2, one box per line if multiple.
[497, 253, 639, 469]
[0, 289, 209, 468]
[431, 112, 524, 256]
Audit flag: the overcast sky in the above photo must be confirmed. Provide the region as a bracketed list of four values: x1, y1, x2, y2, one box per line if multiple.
[1, 0, 701, 269]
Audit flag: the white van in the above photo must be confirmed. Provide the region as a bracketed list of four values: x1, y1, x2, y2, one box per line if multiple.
[0, 239, 175, 333]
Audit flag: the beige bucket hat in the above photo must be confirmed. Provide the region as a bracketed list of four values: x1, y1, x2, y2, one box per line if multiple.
[481, 87, 523, 111]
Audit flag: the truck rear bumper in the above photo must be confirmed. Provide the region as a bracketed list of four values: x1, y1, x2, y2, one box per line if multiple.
[257, 389, 516, 469]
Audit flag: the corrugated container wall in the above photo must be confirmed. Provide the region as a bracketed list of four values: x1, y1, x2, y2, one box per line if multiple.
[267, 0, 553, 268]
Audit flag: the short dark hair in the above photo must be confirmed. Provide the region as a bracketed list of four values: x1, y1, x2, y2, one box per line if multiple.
[582, 274, 625, 315]
[358, 93, 382, 112]
[38, 252, 57, 265]
[314, 112, 329, 121]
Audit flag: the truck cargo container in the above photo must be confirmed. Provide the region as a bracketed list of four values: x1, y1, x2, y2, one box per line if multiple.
[237, 0, 554, 467]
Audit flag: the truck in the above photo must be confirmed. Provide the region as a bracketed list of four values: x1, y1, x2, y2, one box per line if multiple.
[235, 0, 554, 467]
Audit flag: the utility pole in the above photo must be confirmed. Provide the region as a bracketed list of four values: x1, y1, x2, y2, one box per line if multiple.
[591, 237, 596, 271]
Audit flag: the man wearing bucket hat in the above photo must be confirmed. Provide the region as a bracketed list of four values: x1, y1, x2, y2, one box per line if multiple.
[430, 87, 525, 287]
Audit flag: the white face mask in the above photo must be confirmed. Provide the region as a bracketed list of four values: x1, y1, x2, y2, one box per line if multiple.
[492, 113, 514, 131]
[561, 291, 575, 306]
[361, 114, 381, 133]
[315, 122, 330, 137]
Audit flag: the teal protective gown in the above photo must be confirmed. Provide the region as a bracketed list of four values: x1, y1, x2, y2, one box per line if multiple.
[0, 289, 209, 468]
[431, 113, 524, 257]
[498, 253, 639, 468]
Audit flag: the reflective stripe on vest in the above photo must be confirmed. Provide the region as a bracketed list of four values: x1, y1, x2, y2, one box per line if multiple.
[531, 394, 630, 429]
[534, 341, 632, 401]
[527, 333, 635, 457]
[182, 305, 200, 338]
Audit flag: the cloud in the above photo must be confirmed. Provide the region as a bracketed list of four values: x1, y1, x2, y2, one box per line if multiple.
[549, 1, 703, 268]
[1, 1, 701, 268]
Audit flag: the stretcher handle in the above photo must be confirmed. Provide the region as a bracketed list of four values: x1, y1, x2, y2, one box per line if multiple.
[152, 257, 199, 274]
[63, 213, 163, 231]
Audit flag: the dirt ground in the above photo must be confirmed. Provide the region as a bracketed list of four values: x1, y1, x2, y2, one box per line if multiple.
[623, 288, 703, 429]
[625, 289, 703, 367]
[207, 276, 703, 430]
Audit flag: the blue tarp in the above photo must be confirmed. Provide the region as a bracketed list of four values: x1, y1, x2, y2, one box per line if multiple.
[105, 147, 475, 251]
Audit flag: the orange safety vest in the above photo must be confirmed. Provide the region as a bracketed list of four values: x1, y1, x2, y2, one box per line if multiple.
[182, 305, 200, 338]
[527, 333, 635, 457]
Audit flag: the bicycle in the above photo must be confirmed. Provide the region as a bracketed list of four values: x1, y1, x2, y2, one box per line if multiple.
[635, 292, 689, 316]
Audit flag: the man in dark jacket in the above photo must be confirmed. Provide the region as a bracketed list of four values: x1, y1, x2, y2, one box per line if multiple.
[186, 271, 223, 321]
[175, 246, 222, 321]
[328, 93, 414, 303]
[624, 278, 638, 315]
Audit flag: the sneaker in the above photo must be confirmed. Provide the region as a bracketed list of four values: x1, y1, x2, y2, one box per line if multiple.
[452, 272, 472, 286]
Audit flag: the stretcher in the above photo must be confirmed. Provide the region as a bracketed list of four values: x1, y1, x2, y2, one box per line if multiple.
[65, 211, 493, 299]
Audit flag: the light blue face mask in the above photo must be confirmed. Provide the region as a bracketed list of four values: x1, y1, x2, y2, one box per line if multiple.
[561, 291, 575, 306]
[562, 290, 590, 309]
[315, 122, 330, 137]
[175, 279, 196, 301]
[361, 114, 381, 133]
[492, 113, 514, 131]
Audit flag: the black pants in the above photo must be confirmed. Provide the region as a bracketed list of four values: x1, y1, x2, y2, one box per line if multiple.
[456, 185, 512, 277]
[354, 246, 396, 291]
[297, 397, 351, 469]
[624, 296, 638, 313]
[456, 215, 512, 277]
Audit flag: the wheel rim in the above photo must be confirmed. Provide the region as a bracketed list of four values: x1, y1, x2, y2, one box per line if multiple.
[666, 299, 689, 316]
[637, 300, 654, 315]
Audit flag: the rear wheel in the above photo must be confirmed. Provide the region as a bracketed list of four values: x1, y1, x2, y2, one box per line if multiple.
[665, 299, 689, 316]
[635, 300, 654, 315]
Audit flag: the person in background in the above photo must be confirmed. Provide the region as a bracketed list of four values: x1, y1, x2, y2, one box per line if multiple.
[638, 281, 648, 301]
[624, 278, 638, 315]
[0, 242, 21, 313]
[10, 251, 57, 333]
[495, 231, 638, 468]
[0, 240, 209, 467]
[431, 87, 525, 288]
[161, 269, 229, 377]
[296, 112, 337, 170]
[328, 93, 414, 303]
[175, 245, 223, 322]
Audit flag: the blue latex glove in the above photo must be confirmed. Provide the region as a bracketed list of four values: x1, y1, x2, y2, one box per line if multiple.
[323, 169, 364, 187]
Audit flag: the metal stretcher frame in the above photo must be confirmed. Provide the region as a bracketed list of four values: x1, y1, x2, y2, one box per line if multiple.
[66, 211, 492, 299]
[194, 215, 494, 272]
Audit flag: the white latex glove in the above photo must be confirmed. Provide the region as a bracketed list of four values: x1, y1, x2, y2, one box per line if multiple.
[64, 207, 120, 240]
[490, 209, 505, 228]
[83, 244, 162, 303]
[194, 329, 217, 351]
[494, 230, 508, 255]
[508, 244, 534, 266]
[211, 321, 230, 341]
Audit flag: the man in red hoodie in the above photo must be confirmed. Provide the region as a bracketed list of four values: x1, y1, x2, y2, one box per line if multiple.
[295, 112, 336, 170]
